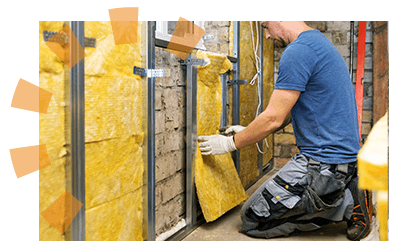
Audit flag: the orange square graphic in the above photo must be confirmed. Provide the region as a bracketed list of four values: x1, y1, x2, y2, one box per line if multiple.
[45, 25, 86, 69]
[11, 79, 53, 114]
[41, 191, 83, 234]
[109, 7, 139, 45]
[167, 17, 206, 60]
[10, 144, 51, 178]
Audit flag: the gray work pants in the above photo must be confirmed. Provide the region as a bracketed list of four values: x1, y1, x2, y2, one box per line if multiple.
[240, 154, 356, 239]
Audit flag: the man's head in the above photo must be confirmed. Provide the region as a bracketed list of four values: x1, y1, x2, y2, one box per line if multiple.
[260, 21, 313, 48]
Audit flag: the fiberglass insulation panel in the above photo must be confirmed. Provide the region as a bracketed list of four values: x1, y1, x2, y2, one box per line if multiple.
[229, 21, 274, 187]
[39, 21, 68, 241]
[195, 50, 248, 222]
[39, 21, 145, 241]
[84, 21, 145, 241]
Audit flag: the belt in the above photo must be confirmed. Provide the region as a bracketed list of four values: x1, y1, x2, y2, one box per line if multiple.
[305, 156, 357, 177]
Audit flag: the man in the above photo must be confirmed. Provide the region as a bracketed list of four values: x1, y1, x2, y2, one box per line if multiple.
[197, 21, 372, 240]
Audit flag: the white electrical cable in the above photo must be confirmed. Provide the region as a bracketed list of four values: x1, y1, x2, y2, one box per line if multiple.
[250, 21, 269, 155]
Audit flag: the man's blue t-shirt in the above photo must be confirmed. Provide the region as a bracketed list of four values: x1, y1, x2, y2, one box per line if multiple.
[275, 30, 361, 164]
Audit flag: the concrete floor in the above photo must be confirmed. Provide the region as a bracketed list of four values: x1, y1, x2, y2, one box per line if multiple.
[182, 166, 353, 241]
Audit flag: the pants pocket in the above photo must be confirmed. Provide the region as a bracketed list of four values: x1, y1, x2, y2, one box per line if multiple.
[303, 166, 346, 214]
[250, 193, 271, 218]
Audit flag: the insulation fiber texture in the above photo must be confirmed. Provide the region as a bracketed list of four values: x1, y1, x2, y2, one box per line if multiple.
[39, 21, 67, 241]
[195, 50, 248, 222]
[236, 21, 274, 187]
[84, 21, 144, 241]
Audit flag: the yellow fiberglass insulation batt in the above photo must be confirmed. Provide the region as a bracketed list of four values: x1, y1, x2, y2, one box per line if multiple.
[39, 21, 67, 241]
[84, 21, 144, 241]
[195, 50, 248, 222]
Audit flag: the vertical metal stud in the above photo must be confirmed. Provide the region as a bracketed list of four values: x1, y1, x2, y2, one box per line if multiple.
[186, 52, 198, 228]
[147, 21, 156, 241]
[257, 22, 264, 173]
[232, 21, 240, 174]
[70, 21, 85, 241]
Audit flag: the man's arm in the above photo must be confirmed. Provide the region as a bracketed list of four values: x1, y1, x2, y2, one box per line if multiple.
[275, 113, 292, 133]
[234, 89, 300, 149]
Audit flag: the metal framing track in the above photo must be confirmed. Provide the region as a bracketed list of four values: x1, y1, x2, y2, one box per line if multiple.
[257, 22, 264, 173]
[232, 21, 240, 174]
[147, 21, 156, 241]
[70, 21, 86, 241]
[185, 52, 199, 229]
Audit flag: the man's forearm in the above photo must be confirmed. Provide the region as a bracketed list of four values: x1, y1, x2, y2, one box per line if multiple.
[234, 110, 285, 149]
[233, 89, 300, 150]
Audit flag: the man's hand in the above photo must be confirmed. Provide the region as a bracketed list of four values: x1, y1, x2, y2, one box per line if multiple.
[221, 125, 246, 135]
[197, 134, 237, 155]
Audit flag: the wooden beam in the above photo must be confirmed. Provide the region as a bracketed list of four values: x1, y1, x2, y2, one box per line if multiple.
[372, 21, 389, 125]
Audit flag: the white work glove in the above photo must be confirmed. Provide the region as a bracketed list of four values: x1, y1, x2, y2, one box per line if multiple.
[222, 125, 246, 135]
[198, 134, 237, 155]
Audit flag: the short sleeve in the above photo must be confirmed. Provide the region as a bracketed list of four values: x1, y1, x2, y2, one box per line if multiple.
[275, 44, 318, 92]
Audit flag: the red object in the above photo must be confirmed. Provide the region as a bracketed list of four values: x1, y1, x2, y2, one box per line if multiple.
[355, 21, 366, 143]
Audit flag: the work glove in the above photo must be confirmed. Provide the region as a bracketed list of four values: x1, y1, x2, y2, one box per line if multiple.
[220, 125, 246, 135]
[198, 134, 237, 155]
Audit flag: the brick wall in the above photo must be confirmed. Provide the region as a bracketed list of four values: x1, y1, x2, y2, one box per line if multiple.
[154, 21, 230, 237]
[154, 47, 186, 236]
[273, 21, 375, 168]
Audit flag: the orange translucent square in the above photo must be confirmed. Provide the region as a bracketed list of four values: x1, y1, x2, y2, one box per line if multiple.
[41, 191, 83, 234]
[45, 25, 86, 69]
[109, 7, 139, 45]
[10, 144, 51, 178]
[167, 17, 206, 60]
[12, 79, 53, 114]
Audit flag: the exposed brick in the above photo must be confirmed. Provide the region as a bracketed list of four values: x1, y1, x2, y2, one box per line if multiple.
[274, 157, 291, 168]
[163, 88, 179, 109]
[305, 21, 327, 32]
[364, 71, 373, 83]
[366, 30, 373, 43]
[155, 133, 164, 156]
[155, 194, 183, 236]
[365, 57, 373, 70]
[291, 146, 300, 155]
[164, 108, 184, 131]
[164, 130, 184, 152]
[174, 108, 184, 129]
[362, 122, 372, 136]
[274, 133, 296, 145]
[164, 108, 175, 131]
[155, 154, 176, 182]
[274, 145, 281, 157]
[155, 110, 165, 134]
[274, 48, 284, 62]
[331, 30, 348, 45]
[280, 145, 292, 158]
[336, 44, 350, 57]
[177, 87, 185, 108]
[160, 172, 185, 204]
[362, 110, 373, 123]
[175, 151, 185, 172]
[218, 21, 230, 27]
[155, 182, 162, 207]
[326, 21, 349, 31]
[217, 27, 229, 42]
[283, 123, 294, 133]
[155, 88, 163, 110]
